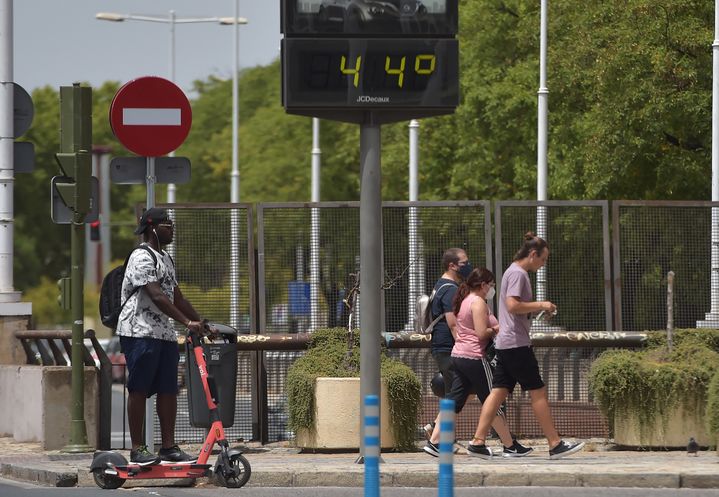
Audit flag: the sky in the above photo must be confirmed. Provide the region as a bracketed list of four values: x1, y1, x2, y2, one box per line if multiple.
[14, 1, 281, 95]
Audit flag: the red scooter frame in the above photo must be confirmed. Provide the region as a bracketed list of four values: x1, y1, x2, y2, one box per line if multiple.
[90, 323, 251, 489]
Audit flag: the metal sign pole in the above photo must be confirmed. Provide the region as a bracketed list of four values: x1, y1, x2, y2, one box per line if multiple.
[358, 118, 382, 461]
[145, 155, 155, 451]
[146, 156, 156, 209]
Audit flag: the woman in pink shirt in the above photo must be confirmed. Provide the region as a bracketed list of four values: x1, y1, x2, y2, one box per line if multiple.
[424, 268, 532, 458]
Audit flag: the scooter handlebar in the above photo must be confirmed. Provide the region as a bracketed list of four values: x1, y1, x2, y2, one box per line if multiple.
[186, 320, 238, 344]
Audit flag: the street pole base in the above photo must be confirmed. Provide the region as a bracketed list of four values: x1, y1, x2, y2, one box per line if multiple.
[62, 419, 92, 453]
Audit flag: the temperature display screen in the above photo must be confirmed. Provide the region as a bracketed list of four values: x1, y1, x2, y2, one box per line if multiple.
[282, 38, 459, 109]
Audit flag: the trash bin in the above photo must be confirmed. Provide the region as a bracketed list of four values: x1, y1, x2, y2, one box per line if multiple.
[185, 341, 238, 428]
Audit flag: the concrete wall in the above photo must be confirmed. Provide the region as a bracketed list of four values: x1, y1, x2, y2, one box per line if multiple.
[0, 315, 31, 365]
[0, 365, 98, 450]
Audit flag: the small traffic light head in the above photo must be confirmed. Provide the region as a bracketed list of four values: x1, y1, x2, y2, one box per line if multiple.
[134, 208, 169, 235]
[90, 220, 101, 241]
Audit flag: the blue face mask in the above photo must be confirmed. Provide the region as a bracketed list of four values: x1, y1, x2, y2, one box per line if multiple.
[458, 262, 473, 280]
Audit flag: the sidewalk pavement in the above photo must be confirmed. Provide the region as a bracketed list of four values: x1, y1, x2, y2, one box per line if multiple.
[0, 437, 717, 489]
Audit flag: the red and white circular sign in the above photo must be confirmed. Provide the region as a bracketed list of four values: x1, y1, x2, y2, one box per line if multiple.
[110, 76, 192, 157]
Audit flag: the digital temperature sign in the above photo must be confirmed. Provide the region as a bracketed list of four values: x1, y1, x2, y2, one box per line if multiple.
[281, 0, 460, 123]
[282, 38, 458, 110]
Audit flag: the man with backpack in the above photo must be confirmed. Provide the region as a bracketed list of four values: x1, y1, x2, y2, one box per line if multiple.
[116, 208, 203, 466]
[430, 248, 473, 397]
[422, 247, 472, 438]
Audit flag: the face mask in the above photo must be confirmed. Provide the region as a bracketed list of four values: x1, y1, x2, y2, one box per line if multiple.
[486, 286, 496, 301]
[457, 262, 473, 280]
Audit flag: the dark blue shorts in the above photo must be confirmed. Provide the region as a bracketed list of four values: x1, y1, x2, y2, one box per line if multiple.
[120, 336, 179, 397]
[491, 346, 545, 393]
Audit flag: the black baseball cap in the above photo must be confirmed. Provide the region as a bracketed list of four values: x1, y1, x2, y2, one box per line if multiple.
[134, 207, 169, 235]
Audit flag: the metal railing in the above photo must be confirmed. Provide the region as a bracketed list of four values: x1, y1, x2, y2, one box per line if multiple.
[14, 327, 646, 447]
[166, 331, 645, 445]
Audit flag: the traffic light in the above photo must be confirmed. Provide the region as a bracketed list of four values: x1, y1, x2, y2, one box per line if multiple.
[90, 221, 100, 241]
[57, 277, 71, 310]
[54, 150, 91, 214]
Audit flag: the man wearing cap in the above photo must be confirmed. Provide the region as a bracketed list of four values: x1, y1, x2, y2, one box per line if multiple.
[117, 207, 203, 465]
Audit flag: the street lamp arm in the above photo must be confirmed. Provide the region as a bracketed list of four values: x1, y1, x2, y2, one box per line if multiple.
[174, 17, 222, 24]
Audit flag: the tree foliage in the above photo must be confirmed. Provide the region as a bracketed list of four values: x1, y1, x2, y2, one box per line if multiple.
[16, 0, 716, 295]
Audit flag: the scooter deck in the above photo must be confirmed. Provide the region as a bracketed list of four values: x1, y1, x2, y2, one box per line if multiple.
[114, 462, 212, 479]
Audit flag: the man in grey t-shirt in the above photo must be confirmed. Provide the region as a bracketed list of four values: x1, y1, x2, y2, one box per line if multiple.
[495, 261, 534, 350]
[466, 232, 585, 461]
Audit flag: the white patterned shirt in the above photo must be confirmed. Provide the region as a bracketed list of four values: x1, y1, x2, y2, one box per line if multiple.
[116, 244, 178, 341]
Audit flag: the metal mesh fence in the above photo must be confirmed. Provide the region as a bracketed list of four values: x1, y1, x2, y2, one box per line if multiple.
[613, 202, 718, 331]
[387, 345, 611, 440]
[495, 202, 611, 331]
[264, 350, 305, 441]
[164, 343, 613, 446]
[101, 200, 685, 447]
[257, 201, 491, 334]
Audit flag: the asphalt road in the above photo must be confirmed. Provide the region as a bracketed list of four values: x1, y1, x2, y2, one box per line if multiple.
[2, 479, 719, 497]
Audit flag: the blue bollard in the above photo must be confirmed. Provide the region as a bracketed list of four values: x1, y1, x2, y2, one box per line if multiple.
[438, 398, 455, 497]
[364, 394, 380, 497]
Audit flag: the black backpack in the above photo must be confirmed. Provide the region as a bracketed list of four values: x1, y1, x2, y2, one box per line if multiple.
[99, 245, 157, 329]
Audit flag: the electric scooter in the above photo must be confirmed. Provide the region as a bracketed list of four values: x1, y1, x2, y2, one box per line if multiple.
[90, 322, 251, 489]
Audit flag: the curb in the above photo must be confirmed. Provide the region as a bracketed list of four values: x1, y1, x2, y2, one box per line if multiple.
[3, 461, 719, 489]
[0, 462, 77, 487]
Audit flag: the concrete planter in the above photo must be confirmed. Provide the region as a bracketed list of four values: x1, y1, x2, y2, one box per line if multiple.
[295, 377, 396, 449]
[0, 365, 98, 449]
[614, 405, 710, 447]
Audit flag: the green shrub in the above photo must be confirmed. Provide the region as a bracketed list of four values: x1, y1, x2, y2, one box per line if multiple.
[286, 327, 421, 451]
[707, 371, 719, 442]
[589, 329, 719, 441]
[645, 328, 719, 352]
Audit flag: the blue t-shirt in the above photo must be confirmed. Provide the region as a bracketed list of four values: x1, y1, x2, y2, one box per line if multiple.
[430, 278, 458, 354]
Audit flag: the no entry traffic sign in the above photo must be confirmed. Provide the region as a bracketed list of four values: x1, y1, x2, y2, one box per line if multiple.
[110, 76, 192, 157]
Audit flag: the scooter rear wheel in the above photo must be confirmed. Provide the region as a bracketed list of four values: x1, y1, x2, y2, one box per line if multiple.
[215, 454, 251, 488]
[92, 469, 125, 489]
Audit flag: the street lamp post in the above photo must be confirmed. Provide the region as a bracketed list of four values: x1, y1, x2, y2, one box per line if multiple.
[96, 11, 248, 204]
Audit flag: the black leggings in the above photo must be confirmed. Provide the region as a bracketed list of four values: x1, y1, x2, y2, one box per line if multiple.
[446, 356, 505, 417]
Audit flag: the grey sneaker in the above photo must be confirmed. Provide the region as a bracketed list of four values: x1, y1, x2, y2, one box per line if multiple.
[129, 445, 160, 466]
[549, 440, 585, 460]
[423, 440, 439, 457]
[158, 444, 197, 463]
[502, 440, 534, 458]
[466, 443, 493, 459]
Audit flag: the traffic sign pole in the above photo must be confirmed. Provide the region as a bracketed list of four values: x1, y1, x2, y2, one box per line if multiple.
[146, 157, 156, 208]
[109, 77, 191, 450]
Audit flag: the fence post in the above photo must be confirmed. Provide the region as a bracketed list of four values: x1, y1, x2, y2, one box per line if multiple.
[667, 271, 675, 351]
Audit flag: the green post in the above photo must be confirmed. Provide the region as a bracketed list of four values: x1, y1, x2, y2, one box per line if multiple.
[59, 84, 93, 453]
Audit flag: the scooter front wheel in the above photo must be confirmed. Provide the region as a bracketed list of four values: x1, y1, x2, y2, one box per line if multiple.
[215, 454, 251, 488]
[92, 469, 125, 489]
